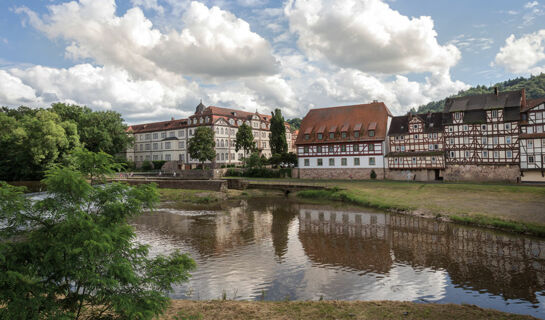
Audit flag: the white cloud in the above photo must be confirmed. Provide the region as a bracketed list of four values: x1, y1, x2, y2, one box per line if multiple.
[237, 0, 268, 7]
[131, 0, 165, 13]
[525, 1, 539, 9]
[16, 0, 278, 79]
[285, 0, 461, 75]
[0, 70, 37, 105]
[448, 35, 494, 53]
[493, 30, 545, 74]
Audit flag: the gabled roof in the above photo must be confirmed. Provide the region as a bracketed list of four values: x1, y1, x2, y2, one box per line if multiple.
[196, 106, 272, 122]
[296, 102, 392, 145]
[388, 112, 444, 135]
[444, 90, 524, 112]
[127, 119, 188, 134]
[523, 97, 545, 112]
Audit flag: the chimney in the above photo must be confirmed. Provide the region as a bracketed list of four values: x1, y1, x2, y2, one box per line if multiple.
[171, 117, 175, 120]
[494, 87, 499, 96]
[372, 100, 378, 103]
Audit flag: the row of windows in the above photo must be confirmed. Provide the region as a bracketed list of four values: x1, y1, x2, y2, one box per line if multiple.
[394, 144, 439, 152]
[137, 141, 186, 151]
[447, 136, 513, 145]
[525, 124, 545, 134]
[447, 123, 512, 132]
[392, 157, 438, 164]
[448, 150, 513, 159]
[303, 157, 376, 167]
[139, 129, 194, 141]
[454, 110, 502, 121]
[304, 130, 375, 141]
[527, 155, 545, 164]
[303, 144, 377, 153]
[393, 133, 439, 140]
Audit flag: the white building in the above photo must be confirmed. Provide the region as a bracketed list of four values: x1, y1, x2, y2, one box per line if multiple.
[520, 98, 545, 182]
[126, 102, 293, 168]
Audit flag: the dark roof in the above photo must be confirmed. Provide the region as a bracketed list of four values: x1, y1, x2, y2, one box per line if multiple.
[444, 90, 524, 112]
[504, 107, 521, 121]
[523, 97, 545, 112]
[386, 151, 444, 157]
[388, 112, 444, 136]
[463, 110, 486, 124]
[127, 119, 188, 134]
[296, 102, 392, 145]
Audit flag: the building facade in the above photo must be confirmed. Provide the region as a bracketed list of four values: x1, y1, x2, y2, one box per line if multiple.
[386, 112, 445, 181]
[520, 98, 545, 182]
[442, 89, 524, 182]
[295, 102, 392, 179]
[126, 102, 292, 168]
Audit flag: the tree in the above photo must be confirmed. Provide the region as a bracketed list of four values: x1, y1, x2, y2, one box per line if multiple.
[0, 151, 195, 320]
[188, 126, 216, 169]
[0, 110, 80, 181]
[269, 109, 288, 155]
[51, 103, 133, 155]
[286, 118, 302, 131]
[235, 123, 255, 162]
[244, 152, 265, 168]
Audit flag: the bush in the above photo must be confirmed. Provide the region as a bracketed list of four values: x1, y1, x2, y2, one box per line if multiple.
[224, 167, 292, 178]
[141, 160, 153, 171]
[370, 169, 377, 180]
[152, 160, 166, 170]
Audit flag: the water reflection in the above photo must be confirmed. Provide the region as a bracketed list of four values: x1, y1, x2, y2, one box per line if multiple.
[132, 199, 545, 318]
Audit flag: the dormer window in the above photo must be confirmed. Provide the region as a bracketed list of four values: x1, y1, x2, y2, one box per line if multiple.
[229, 119, 234, 125]
[413, 124, 418, 129]
[492, 110, 498, 118]
[237, 120, 242, 126]
[329, 132, 334, 139]
[205, 116, 210, 123]
[317, 133, 323, 140]
[369, 130, 375, 137]
[354, 131, 359, 138]
[454, 112, 462, 120]
[304, 134, 310, 140]
[341, 132, 347, 139]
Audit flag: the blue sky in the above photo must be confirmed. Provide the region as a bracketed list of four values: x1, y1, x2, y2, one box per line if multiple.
[1, 0, 544, 123]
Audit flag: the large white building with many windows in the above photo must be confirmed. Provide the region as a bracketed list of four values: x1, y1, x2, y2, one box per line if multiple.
[125, 102, 294, 168]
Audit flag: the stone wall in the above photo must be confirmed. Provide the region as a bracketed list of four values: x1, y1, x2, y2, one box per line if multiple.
[298, 168, 386, 180]
[444, 165, 520, 183]
[386, 169, 440, 182]
[120, 179, 227, 192]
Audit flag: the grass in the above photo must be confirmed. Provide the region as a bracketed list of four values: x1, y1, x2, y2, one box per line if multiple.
[292, 180, 545, 237]
[164, 300, 536, 320]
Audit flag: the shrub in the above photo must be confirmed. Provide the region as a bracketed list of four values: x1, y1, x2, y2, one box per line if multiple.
[141, 160, 153, 171]
[152, 160, 166, 170]
[370, 169, 377, 180]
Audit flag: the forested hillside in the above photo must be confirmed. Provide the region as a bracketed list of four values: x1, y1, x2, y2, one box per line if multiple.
[417, 73, 545, 113]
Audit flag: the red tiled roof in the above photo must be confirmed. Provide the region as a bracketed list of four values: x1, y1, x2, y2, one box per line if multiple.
[296, 102, 392, 145]
[127, 119, 188, 134]
[196, 106, 272, 122]
[368, 122, 377, 130]
[523, 97, 545, 112]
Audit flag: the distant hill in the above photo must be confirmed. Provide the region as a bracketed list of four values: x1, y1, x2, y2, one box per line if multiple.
[287, 118, 301, 131]
[417, 73, 545, 113]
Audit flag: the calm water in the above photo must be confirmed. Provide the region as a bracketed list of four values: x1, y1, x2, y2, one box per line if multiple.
[132, 198, 545, 318]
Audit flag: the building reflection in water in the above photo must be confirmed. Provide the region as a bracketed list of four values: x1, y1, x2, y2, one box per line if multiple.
[132, 199, 545, 316]
[298, 205, 545, 304]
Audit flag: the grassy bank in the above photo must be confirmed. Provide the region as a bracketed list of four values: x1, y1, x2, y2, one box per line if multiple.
[165, 300, 535, 320]
[294, 180, 545, 237]
[158, 188, 284, 209]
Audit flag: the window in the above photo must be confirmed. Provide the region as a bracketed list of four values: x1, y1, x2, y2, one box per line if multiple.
[179, 141, 185, 148]
[494, 151, 499, 158]
[341, 158, 347, 166]
[341, 132, 347, 139]
[329, 158, 335, 166]
[432, 157, 436, 163]
[165, 154, 171, 161]
[153, 143, 158, 150]
[161, 132, 166, 138]
[179, 130, 184, 137]
[165, 142, 171, 149]
[329, 132, 335, 139]
[492, 110, 498, 118]
[394, 158, 398, 164]
[353, 144, 359, 152]
[153, 133, 158, 139]
[428, 133, 433, 139]
[463, 125, 468, 131]
[400, 146, 405, 151]
[450, 138, 454, 144]
[304, 159, 310, 166]
[317, 146, 322, 153]
[189, 129, 193, 136]
[369, 157, 376, 166]
[412, 157, 416, 164]
[341, 145, 346, 152]
[483, 151, 488, 158]
[317, 158, 323, 166]
[507, 150, 512, 158]
[368, 130, 375, 137]
[450, 151, 455, 158]
[449, 127, 453, 132]
[369, 144, 375, 152]
[304, 134, 310, 140]
[354, 131, 360, 138]
[428, 144, 433, 151]
[145, 144, 151, 151]
[146, 134, 151, 140]
[433, 133, 438, 138]
[169, 132, 175, 137]
[304, 146, 309, 153]
[505, 123, 511, 130]
[493, 137, 498, 145]
[317, 133, 323, 140]
[529, 141, 534, 148]
[354, 158, 360, 166]
[414, 134, 419, 139]
[328, 145, 334, 152]
[506, 136, 512, 144]
[434, 144, 439, 150]
[153, 155, 158, 161]
[465, 151, 470, 158]
[529, 155, 535, 164]
[414, 124, 418, 129]
[482, 125, 486, 130]
[463, 137, 469, 144]
[455, 112, 462, 120]
[482, 137, 487, 145]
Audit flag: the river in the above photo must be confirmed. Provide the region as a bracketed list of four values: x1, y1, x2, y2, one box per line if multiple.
[132, 197, 545, 318]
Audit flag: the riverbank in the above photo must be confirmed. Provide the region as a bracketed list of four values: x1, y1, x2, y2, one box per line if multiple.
[161, 178, 545, 237]
[165, 300, 535, 319]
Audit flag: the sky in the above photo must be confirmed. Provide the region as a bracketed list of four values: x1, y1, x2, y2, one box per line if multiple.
[0, 0, 544, 124]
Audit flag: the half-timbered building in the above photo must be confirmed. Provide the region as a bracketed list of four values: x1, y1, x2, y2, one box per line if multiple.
[386, 112, 445, 181]
[442, 88, 524, 182]
[295, 102, 392, 179]
[520, 98, 545, 182]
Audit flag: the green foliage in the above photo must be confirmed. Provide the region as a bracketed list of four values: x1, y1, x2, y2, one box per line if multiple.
[188, 127, 216, 168]
[0, 109, 81, 181]
[142, 160, 154, 171]
[244, 152, 266, 168]
[67, 147, 122, 184]
[417, 73, 545, 113]
[286, 118, 302, 130]
[225, 168, 291, 178]
[152, 160, 167, 171]
[51, 103, 133, 155]
[269, 109, 288, 155]
[370, 170, 377, 180]
[0, 151, 195, 319]
[235, 123, 255, 158]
